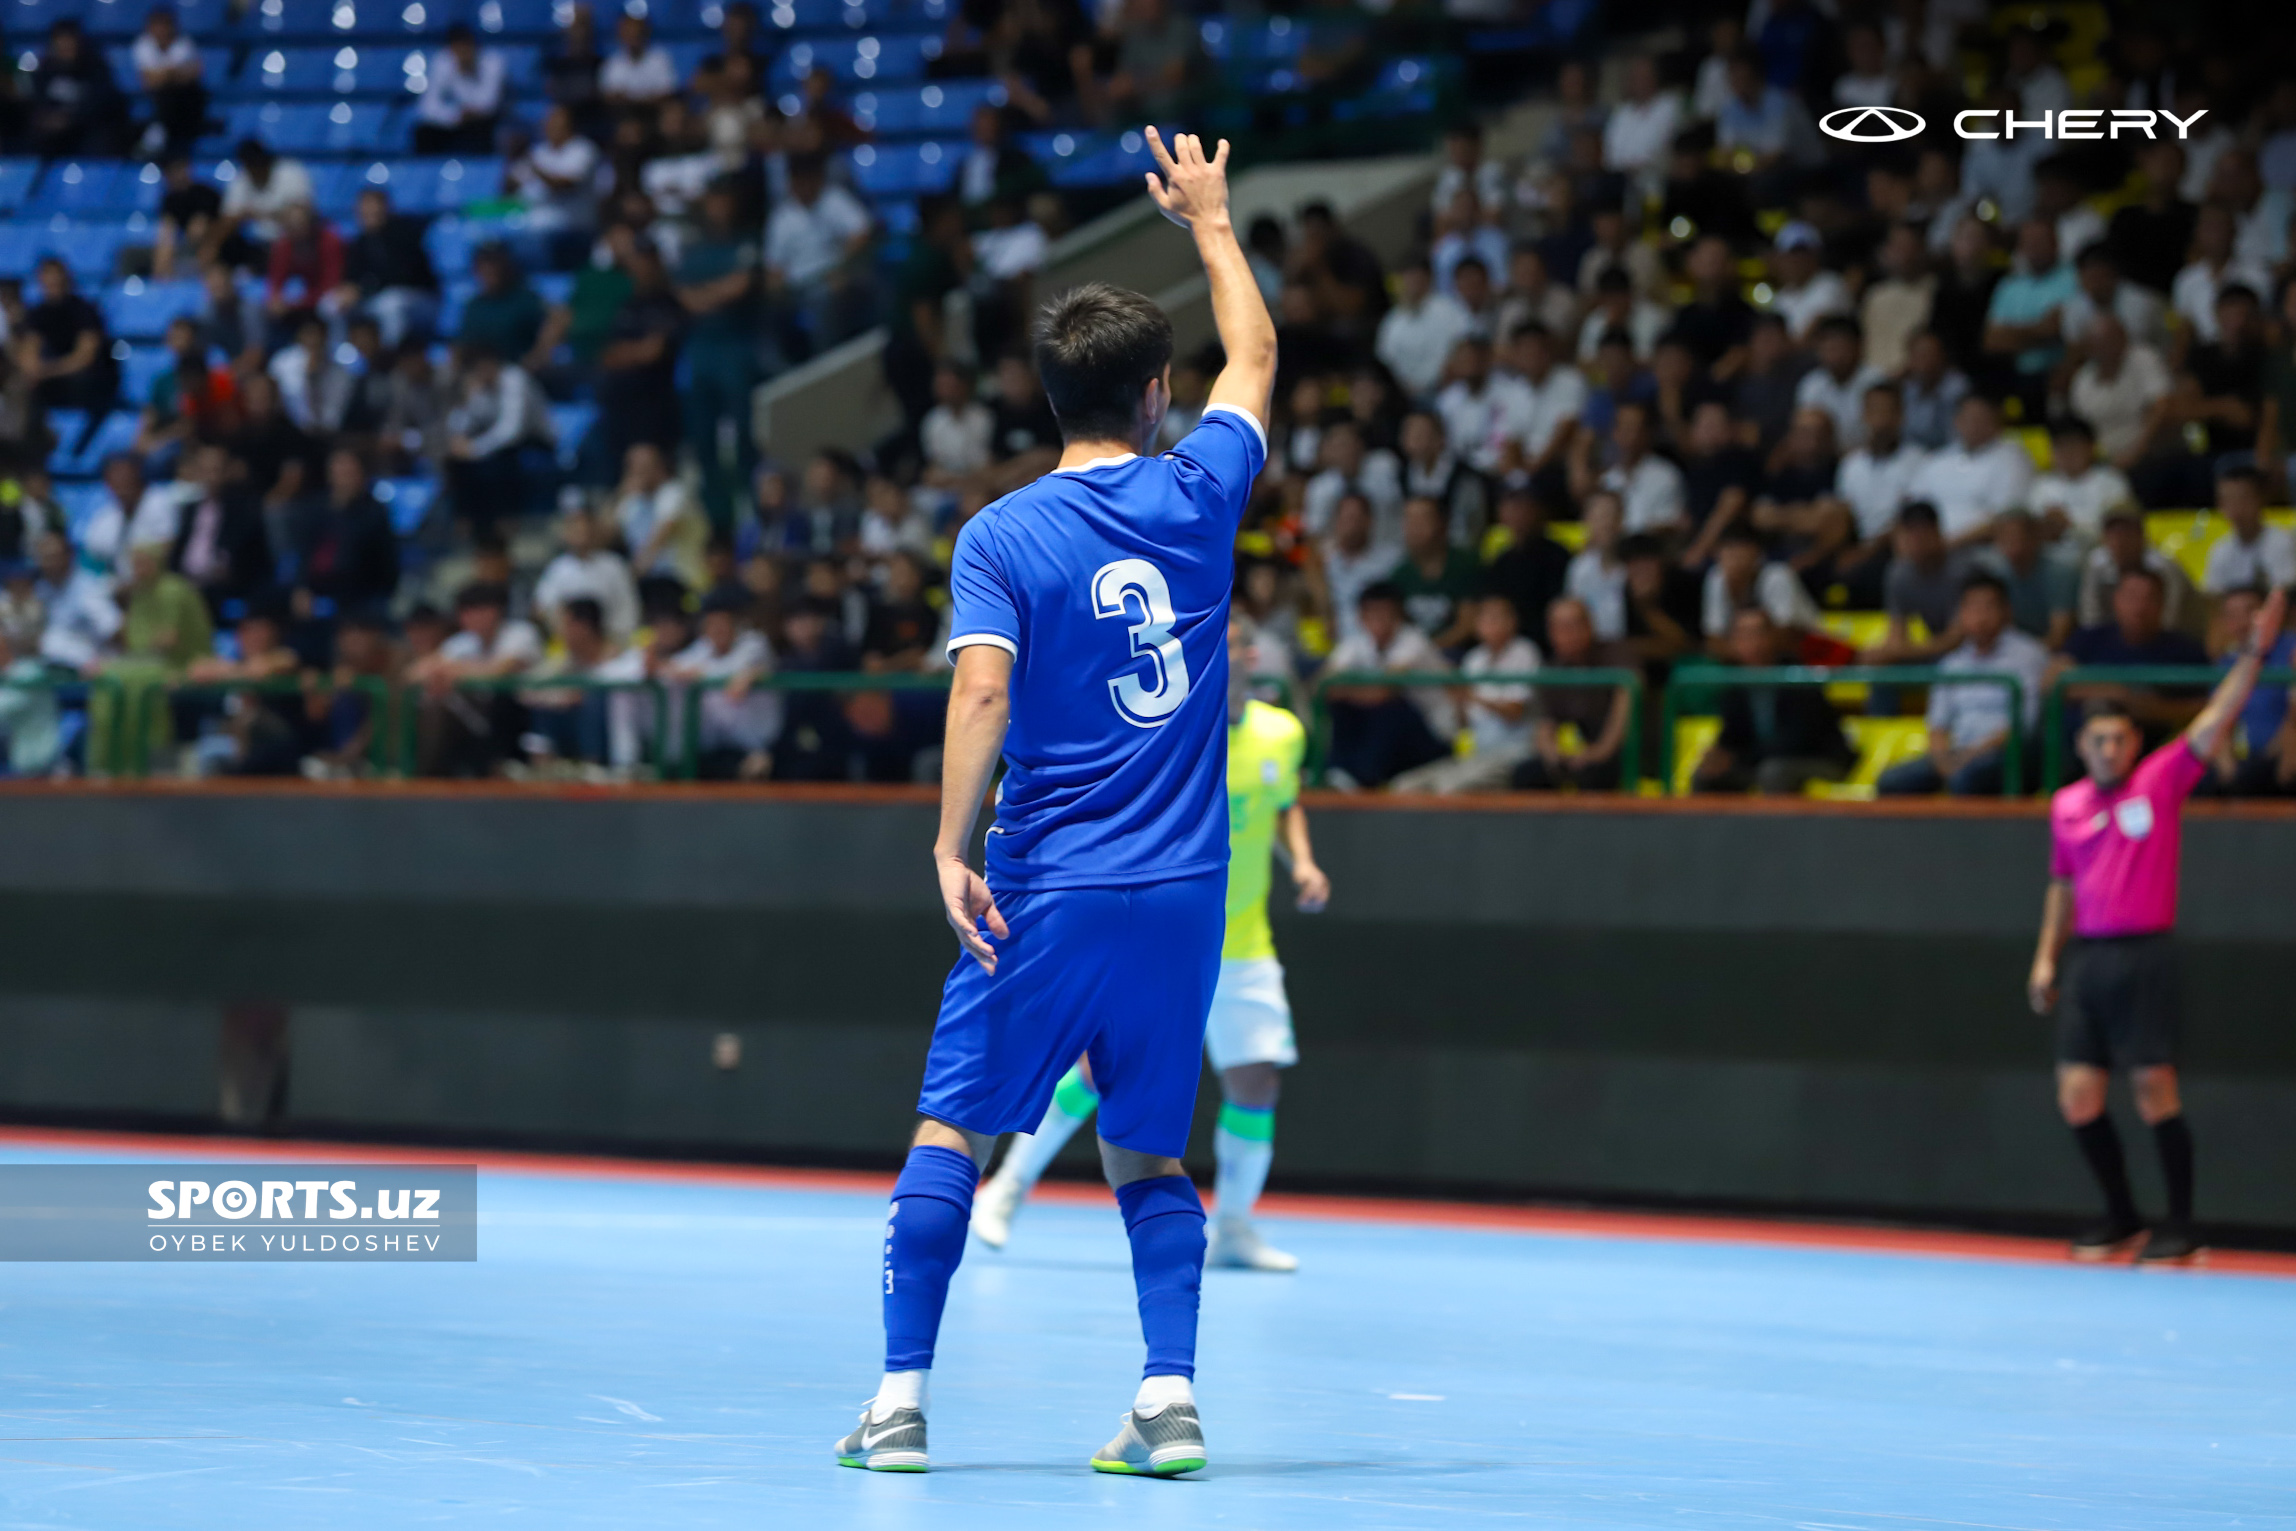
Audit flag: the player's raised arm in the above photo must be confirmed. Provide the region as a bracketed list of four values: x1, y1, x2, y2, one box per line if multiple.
[1145, 127, 1276, 432]
[2185, 586, 2286, 759]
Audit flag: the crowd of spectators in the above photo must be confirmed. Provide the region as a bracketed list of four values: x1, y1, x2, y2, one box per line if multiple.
[1, 1, 2294, 801]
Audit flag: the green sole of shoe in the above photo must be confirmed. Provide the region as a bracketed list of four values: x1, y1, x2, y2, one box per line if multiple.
[837, 1456, 929, 1472]
[1090, 1457, 1205, 1476]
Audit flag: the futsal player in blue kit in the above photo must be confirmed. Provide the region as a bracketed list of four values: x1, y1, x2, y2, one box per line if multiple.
[834, 128, 1277, 1477]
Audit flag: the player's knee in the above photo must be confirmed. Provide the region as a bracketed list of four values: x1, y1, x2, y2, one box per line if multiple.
[2056, 1071, 2107, 1125]
[1221, 1062, 1281, 1109]
[1099, 1138, 1185, 1189]
[2131, 1068, 2182, 1124]
[913, 1116, 991, 1165]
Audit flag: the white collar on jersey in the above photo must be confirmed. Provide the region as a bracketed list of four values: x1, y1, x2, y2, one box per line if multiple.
[1050, 452, 1139, 475]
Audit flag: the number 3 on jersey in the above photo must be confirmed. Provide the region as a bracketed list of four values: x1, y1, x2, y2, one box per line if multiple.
[1091, 558, 1192, 728]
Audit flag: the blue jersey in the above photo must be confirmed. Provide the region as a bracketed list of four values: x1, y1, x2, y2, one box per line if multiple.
[946, 404, 1266, 891]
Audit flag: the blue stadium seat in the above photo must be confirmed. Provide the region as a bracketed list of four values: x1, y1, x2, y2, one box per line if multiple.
[50, 411, 141, 479]
[236, 43, 428, 97]
[761, 0, 879, 33]
[876, 197, 918, 238]
[471, 0, 562, 36]
[847, 140, 958, 198]
[119, 345, 178, 407]
[1199, 15, 1306, 64]
[103, 279, 210, 341]
[4, 0, 85, 36]
[436, 278, 476, 333]
[433, 156, 506, 209]
[50, 223, 129, 284]
[375, 476, 437, 536]
[234, 99, 406, 153]
[771, 33, 939, 86]
[78, 0, 148, 37]
[547, 402, 594, 470]
[0, 159, 43, 213]
[52, 480, 113, 544]
[1043, 128, 1159, 190]
[0, 226, 45, 280]
[662, 38, 712, 80]
[855, 78, 1000, 137]
[531, 270, 573, 304]
[496, 43, 544, 91]
[21, 161, 134, 219]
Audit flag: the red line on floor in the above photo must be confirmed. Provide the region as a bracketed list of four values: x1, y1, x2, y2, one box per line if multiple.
[5, 1123, 2288, 1278]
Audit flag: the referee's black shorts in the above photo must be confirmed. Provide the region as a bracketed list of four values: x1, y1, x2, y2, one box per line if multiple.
[2056, 933, 2181, 1069]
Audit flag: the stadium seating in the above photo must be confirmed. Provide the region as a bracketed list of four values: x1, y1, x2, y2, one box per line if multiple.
[102, 278, 209, 340]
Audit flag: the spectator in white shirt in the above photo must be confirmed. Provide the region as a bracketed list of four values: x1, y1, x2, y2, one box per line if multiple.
[533, 504, 639, 641]
[219, 138, 314, 246]
[600, 11, 679, 111]
[414, 25, 505, 155]
[1583, 399, 1687, 537]
[29, 529, 120, 668]
[1564, 489, 1628, 639]
[1876, 571, 2048, 795]
[78, 454, 180, 583]
[765, 152, 875, 352]
[1390, 596, 1542, 792]
[1793, 314, 1886, 450]
[2202, 465, 2296, 595]
[1433, 335, 1535, 476]
[131, 6, 205, 157]
[1493, 245, 1578, 342]
[2067, 313, 2171, 465]
[1602, 54, 1680, 180]
[2171, 204, 2272, 345]
[2059, 242, 2167, 356]
[1906, 393, 2033, 546]
[1314, 492, 1403, 648]
[1701, 524, 1821, 644]
[1431, 121, 1509, 214]
[267, 317, 354, 434]
[920, 362, 994, 488]
[612, 441, 707, 589]
[510, 105, 604, 240]
[1500, 321, 1587, 484]
[443, 345, 551, 534]
[1302, 418, 1403, 542]
[1431, 188, 1509, 301]
[670, 589, 780, 778]
[1322, 580, 1453, 789]
[1768, 221, 1852, 340]
[1375, 256, 1472, 402]
[2027, 416, 2134, 548]
[1573, 267, 1670, 364]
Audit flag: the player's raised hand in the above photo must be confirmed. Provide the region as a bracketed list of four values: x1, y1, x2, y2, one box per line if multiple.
[938, 854, 1009, 974]
[1144, 127, 1231, 231]
[2251, 585, 2286, 653]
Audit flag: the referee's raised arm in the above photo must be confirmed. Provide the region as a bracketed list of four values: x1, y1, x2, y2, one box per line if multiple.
[1144, 127, 1277, 434]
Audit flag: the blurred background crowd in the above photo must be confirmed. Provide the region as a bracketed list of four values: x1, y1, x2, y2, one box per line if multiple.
[0, 0, 2288, 802]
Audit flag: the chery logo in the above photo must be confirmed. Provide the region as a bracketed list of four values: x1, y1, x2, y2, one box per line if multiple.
[1819, 106, 1924, 143]
[1820, 106, 2207, 143]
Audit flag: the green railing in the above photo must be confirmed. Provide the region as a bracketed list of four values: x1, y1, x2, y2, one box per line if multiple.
[1659, 666, 2029, 797]
[1306, 668, 1645, 789]
[2039, 665, 2289, 790]
[111, 675, 401, 779]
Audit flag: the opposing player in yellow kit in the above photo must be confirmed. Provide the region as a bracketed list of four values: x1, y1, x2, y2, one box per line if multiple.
[970, 613, 1330, 1270]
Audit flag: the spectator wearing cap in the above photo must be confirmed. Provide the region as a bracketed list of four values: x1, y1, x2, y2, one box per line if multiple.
[1977, 508, 2076, 649]
[1878, 571, 2049, 796]
[1375, 257, 1472, 403]
[1692, 606, 1851, 795]
[2027, 417, 2134, 550]
[1905, 394, 2032, 548]
[131, 7, 207, 158]
[2076, 507, 2197, 636]
[2060, 243, 2167, 357]
[220, 139, 316, 252]
[600, 11, 679, 117]
[1768, 222, 1850, 342]
[2200, 464, 2296, 596]
[415, 24, 506, 156]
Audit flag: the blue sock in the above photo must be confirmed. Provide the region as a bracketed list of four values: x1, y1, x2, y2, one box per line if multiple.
[1115, 1174, 1206, 1380]
[883, 1145, 979, 1372]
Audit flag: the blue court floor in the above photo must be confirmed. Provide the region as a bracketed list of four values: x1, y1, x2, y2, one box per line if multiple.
[1, 1143, 2291, 1530]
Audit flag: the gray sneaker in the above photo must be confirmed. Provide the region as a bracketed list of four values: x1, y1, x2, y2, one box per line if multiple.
[1089, 1403, 1207, 1476]
[834, 1403, 929, 1471]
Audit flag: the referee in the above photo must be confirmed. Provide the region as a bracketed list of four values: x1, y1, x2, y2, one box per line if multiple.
[2028, 586, 2285, 1263]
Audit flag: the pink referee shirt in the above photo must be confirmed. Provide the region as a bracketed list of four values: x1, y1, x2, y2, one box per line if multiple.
[2048, 739, 2206, 937]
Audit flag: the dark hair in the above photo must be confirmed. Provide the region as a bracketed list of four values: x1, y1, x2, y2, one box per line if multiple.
[406, 601, 448, 627]
[562, 596, 605, 633]
[1618, 532, 1666, 562]
[2218, 282, 2262, 309]
[2082, 698, 2138, 730]
[456, 581, 511, 611]
[445, 20, 475, 41]
[1594, 267, 1633, 295]
[2051, 415, 2095, 442]
[1357, 580, 1404, 610]
[1896, 501, 1941, 532]
[2218, 462, 2265, 492]
[1959, 569, 2010, 603]
[1032, 282, 1174, 443]
[1813, 313, 1862, 343]
[2074, 240, 2116, 270]
[1717, 521, 1764, 549]
[2117, 563, 2166, 596]
[1452, 254, 1489, 282]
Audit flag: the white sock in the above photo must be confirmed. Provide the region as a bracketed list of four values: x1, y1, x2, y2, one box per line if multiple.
[1134, 1374, 1194, 1415]
[872, 1369, 928, 1420]
[1213, 1121, 1274, 1225]
[998, 1096, 1093, 1189]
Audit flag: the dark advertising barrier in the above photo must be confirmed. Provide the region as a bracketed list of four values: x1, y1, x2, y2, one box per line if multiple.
[1, 788, 2292, 1232]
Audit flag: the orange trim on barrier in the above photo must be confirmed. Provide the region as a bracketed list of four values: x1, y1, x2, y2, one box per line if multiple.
[4, 1123, 2288, 1278]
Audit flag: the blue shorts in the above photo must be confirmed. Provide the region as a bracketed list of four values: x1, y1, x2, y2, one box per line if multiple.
[915, 871, 1223, 1160]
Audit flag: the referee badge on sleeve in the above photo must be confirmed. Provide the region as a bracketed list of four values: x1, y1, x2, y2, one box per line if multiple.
[2114, 797, 2155, 840]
